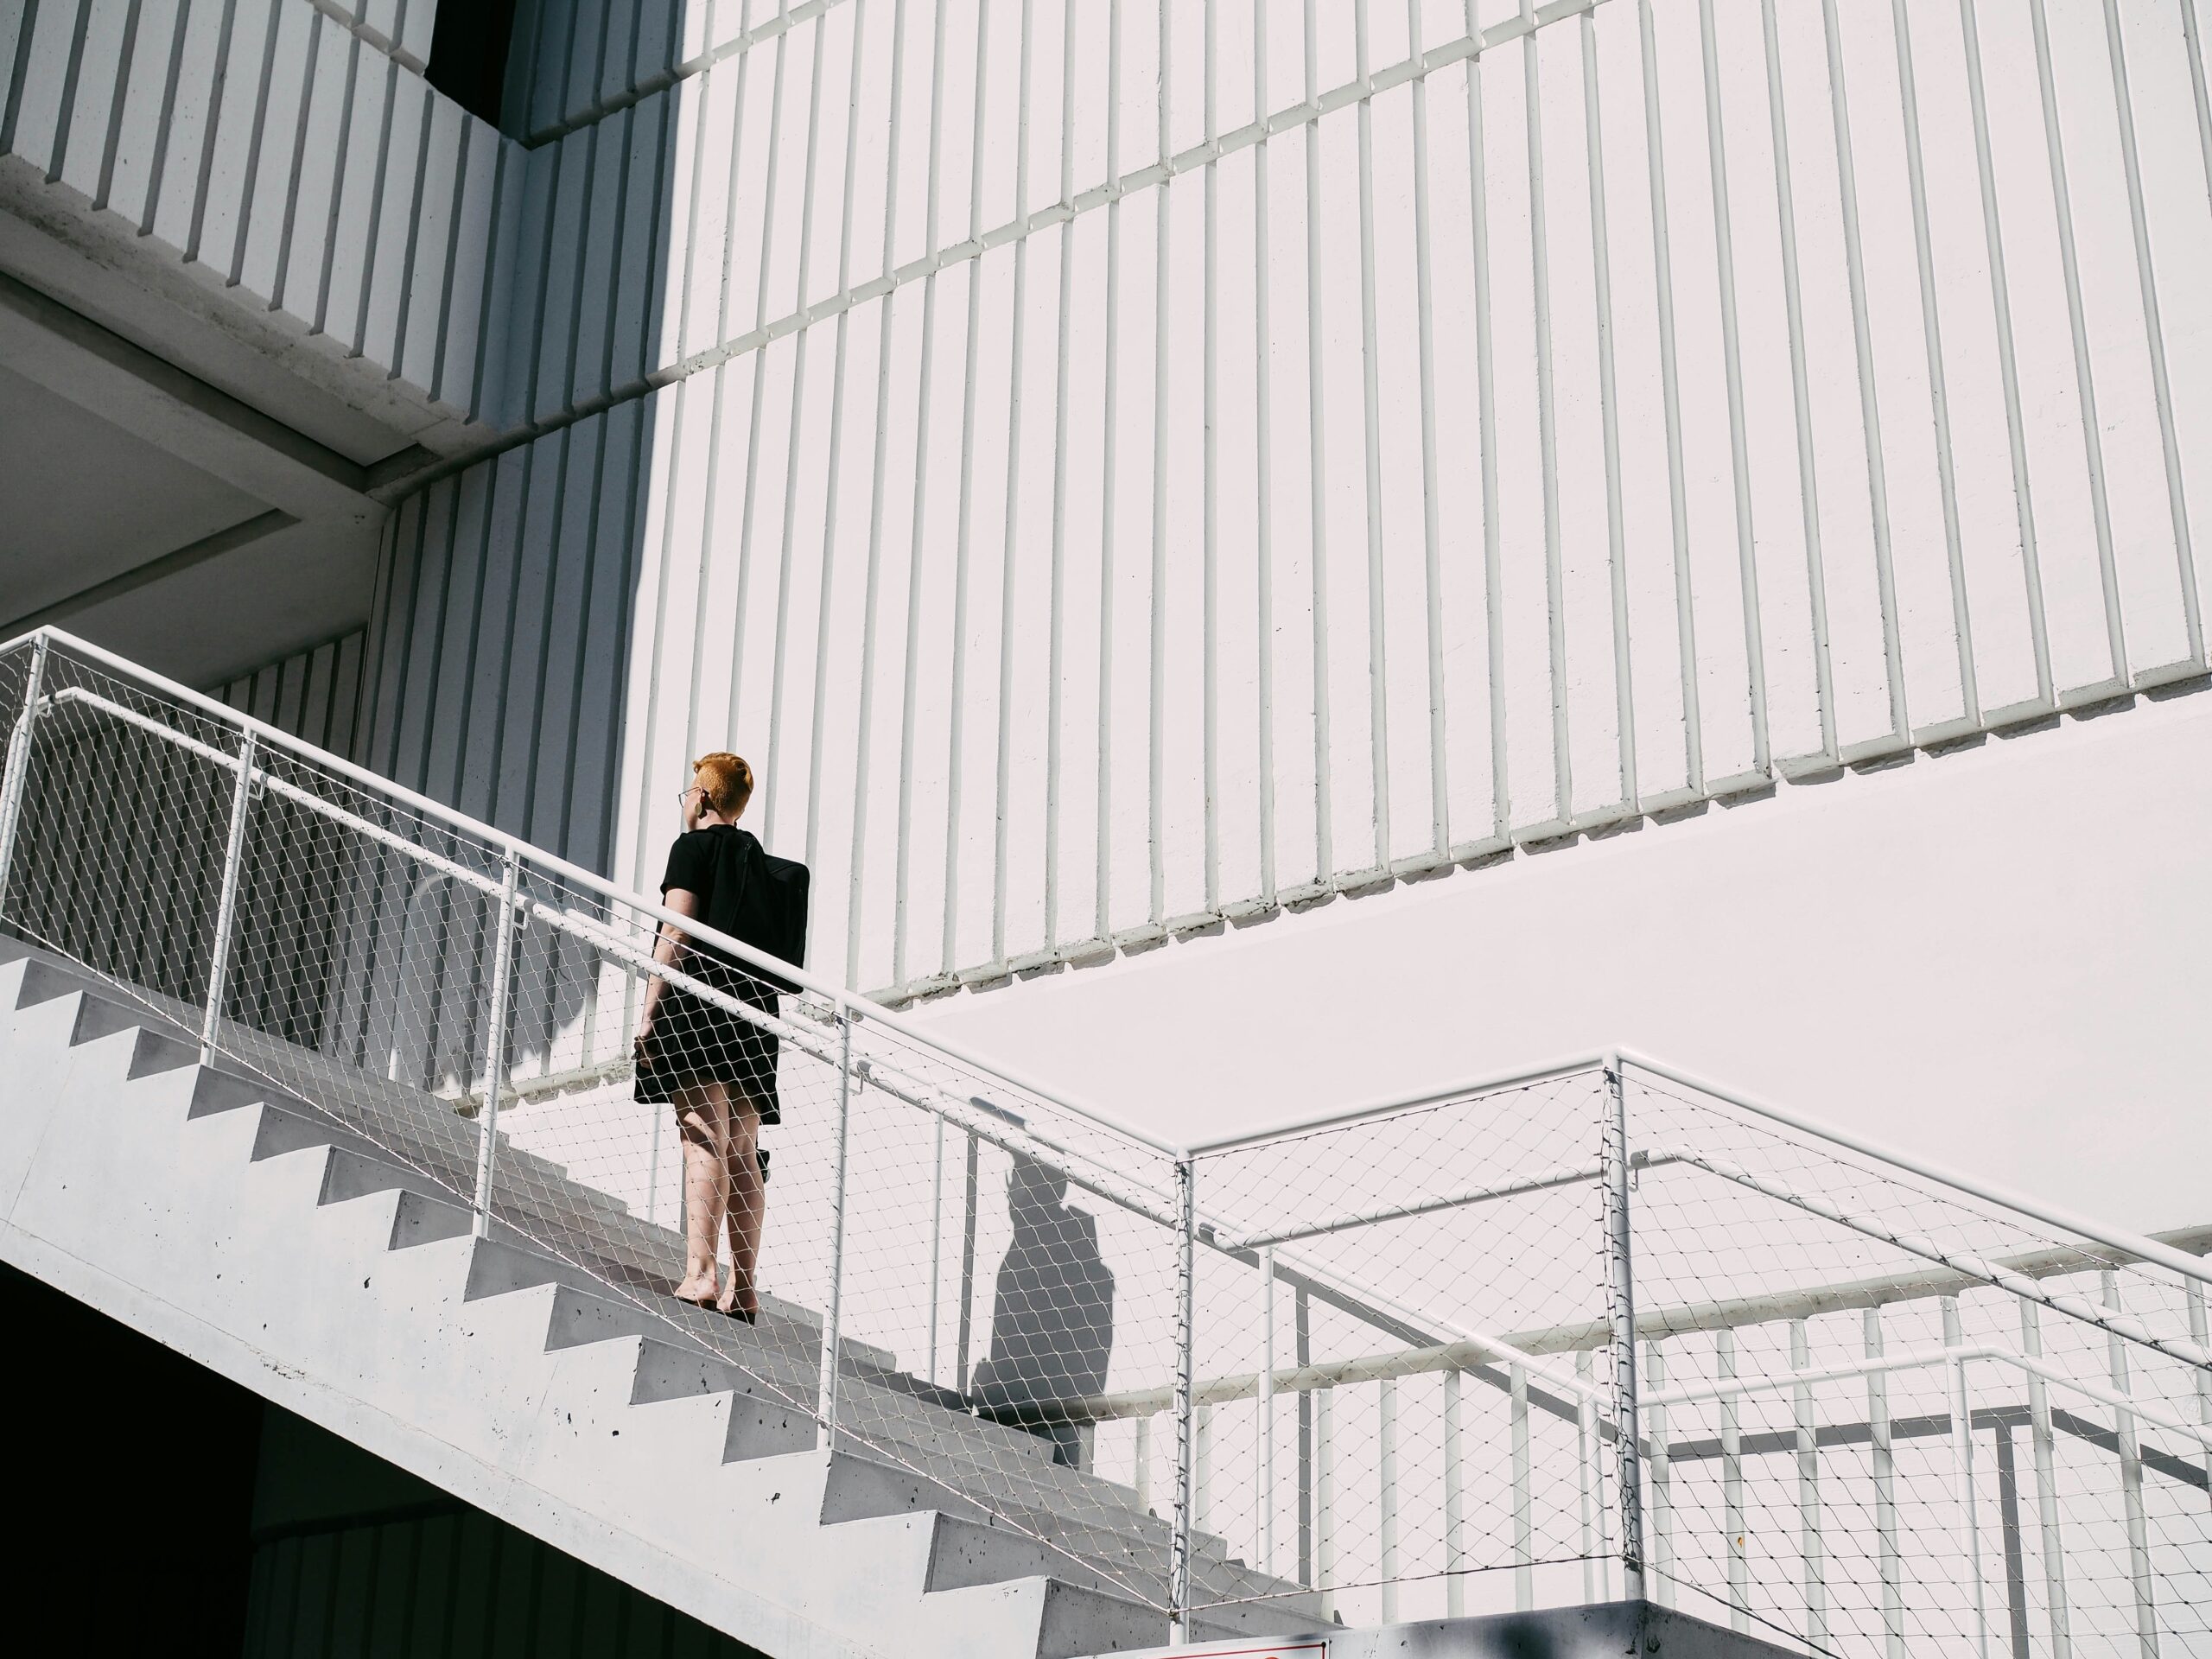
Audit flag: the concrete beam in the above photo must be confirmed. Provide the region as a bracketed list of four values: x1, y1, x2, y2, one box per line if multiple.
[0, 268, 419, 526]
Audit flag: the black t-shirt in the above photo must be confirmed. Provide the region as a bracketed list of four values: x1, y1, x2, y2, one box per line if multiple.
[661, 828, 746, 980]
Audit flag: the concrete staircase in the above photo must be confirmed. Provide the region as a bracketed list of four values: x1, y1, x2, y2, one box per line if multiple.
[0, 936, 1323, 1659]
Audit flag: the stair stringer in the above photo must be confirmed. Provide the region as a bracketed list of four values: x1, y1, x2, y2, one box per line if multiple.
[0, 963, 1181, 1659]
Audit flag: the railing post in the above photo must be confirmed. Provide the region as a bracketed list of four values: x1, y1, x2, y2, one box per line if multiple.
[471, 849, 520, 1236]
[201, 729, 260, 1065]
[0, 633, 51, 914]
[1259, 1246, 1275, 1578]
[1944, 1296, 1991, 1659]
[818, 1007, 855, 1451]
[1170, 1154, 1198, 1640]
[957, 1128, 980, 1390]
[1601, 1057, 1648, 1603]
[928, 1116, 945, 1383]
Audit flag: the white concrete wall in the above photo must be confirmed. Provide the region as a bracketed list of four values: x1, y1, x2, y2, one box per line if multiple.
[923, 682, 2212, 1238]
[353, 0, 2212, 1010]
[2, 0, 507, 424]
[211, 626, 367, 753]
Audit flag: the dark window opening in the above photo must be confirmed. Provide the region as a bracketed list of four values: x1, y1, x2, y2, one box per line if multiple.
[427, 0, 522, 130]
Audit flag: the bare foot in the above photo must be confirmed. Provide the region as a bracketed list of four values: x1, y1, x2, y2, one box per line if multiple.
[673, 1271, 719, 1306]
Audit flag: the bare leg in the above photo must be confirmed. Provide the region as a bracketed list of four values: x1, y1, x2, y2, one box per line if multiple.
[673, 1081, 734, 1303]
[717, 1096, 766, 1317]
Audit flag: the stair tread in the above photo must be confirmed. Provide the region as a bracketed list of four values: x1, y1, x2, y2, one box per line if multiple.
[1, 931, 1319, 1622]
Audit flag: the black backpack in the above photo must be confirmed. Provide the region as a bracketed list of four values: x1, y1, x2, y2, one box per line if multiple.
[703, 826, 810, 996]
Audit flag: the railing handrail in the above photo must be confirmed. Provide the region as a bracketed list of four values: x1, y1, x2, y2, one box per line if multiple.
[1180, 1049, 1612, 1156]
[1617, 1050, 2212, 1295]
[13, 652, 1570, 1385]
[1184, 1039, 2212, 1298]
[3, 626, 1180, 1160]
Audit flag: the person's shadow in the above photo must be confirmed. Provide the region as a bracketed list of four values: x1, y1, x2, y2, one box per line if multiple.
[969, 1156, 1117, 1469]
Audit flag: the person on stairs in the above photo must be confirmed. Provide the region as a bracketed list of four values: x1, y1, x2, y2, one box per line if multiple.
[633, 752, 810, 1323]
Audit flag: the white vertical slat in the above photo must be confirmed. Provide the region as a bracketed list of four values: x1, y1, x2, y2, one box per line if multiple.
[892, 0, 951, 984]
[1889, 0, 1981, 735]
[2026, 0, 2129, 695]
[397, 92, 464, 389]
[1575, 1348, 1602, 1603]
[234, 0, 311, 297]
[1443, 1365, 1465, 1615]
[1194, 1396, 1214, 1532]
[1197, 0, 1218, 914]
[1249, 0, 1277, 900]
[275, 14, 346, 320]
[1040, 0, 1076, 947]
[1719, 1327, 1747, 1630]
[1955, 0, 2055, 718]
[528, 0, 576, 136]
[1314, 1378, 1335, 1618]
[2101, 1272, 2160, 1658]
[2097, 0, 2204, 675]
[1754, 0, 1839, 772]
[394, 0, 435, 73]
[1791, 1319, 1827, 1650]
[1815, 0, 1916, 760]
[988, 0, 1034, 958]
[435, 115, 502, 415]
[1511, 1357, 1534, 1611]
[2190, 1258, 2212, 1503]
[1898, 0, 2041, 719]
[104, 0, 185, 230]
[1090, 0, 1122, 945]
[940, 0, 991, 969]
[1376, 1376, 1398, 1620]
[1943, 1297, 1992, 1659]
[468, 137, 530, 426]
[1648, 1336, 1672, 1605]
[845, 0, 908, 985]
[1582, 8, 1637, 813]
[57, 0, 131, 200]
[2018, 1300, 2073, 1657]
[567, 103, 628, 409]
[528, 125, 594, 416]
[1636, 0, 1704, 804]
[1523, 1, 1571, 833]
[1697, 0, 1771, 784]
[1145, 0, 1169, 929]
[806, 0, 869, 886]
[321, 43, 391, 353]
[1304, 0, 1334, 883]
[605, 88, 666, 397]
[193, 0, 273, 277]
[6, 0, 87, 176]
[1353, 0, 1392, 868]
[1866, 1306, 1906, 1659]
[646, 61, 703, 380]
[92, 0, 154, 211]
[146, 0, 228, 253]
[1133, 1410, 1153, 1516]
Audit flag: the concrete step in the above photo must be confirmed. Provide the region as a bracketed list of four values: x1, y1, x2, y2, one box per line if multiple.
[0, 929, 1303, 1653]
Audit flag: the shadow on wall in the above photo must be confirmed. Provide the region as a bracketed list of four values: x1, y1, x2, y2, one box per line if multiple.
[969, 1154, 1118, 1470]
[337, 0, 700, 1092]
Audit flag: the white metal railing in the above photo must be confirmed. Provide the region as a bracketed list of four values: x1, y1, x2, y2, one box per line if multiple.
[1, 625, 2208, 1653]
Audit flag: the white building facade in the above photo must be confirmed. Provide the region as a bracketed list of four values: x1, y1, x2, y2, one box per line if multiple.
[4, 0, 2210, 1001]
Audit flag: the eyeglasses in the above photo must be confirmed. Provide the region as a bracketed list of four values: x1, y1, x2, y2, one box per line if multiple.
[676, 784, 704, 810]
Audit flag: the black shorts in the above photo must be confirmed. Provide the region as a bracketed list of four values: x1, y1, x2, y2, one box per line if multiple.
[634, 977, 783, 1124]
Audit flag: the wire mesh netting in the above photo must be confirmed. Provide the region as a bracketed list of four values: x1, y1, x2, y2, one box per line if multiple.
[0, 636, 1211, 1617]
[1185, 1071, 1623, 1626]
[1618, 1069, 2212, 1656]
[0, 630, 2207, 1652]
